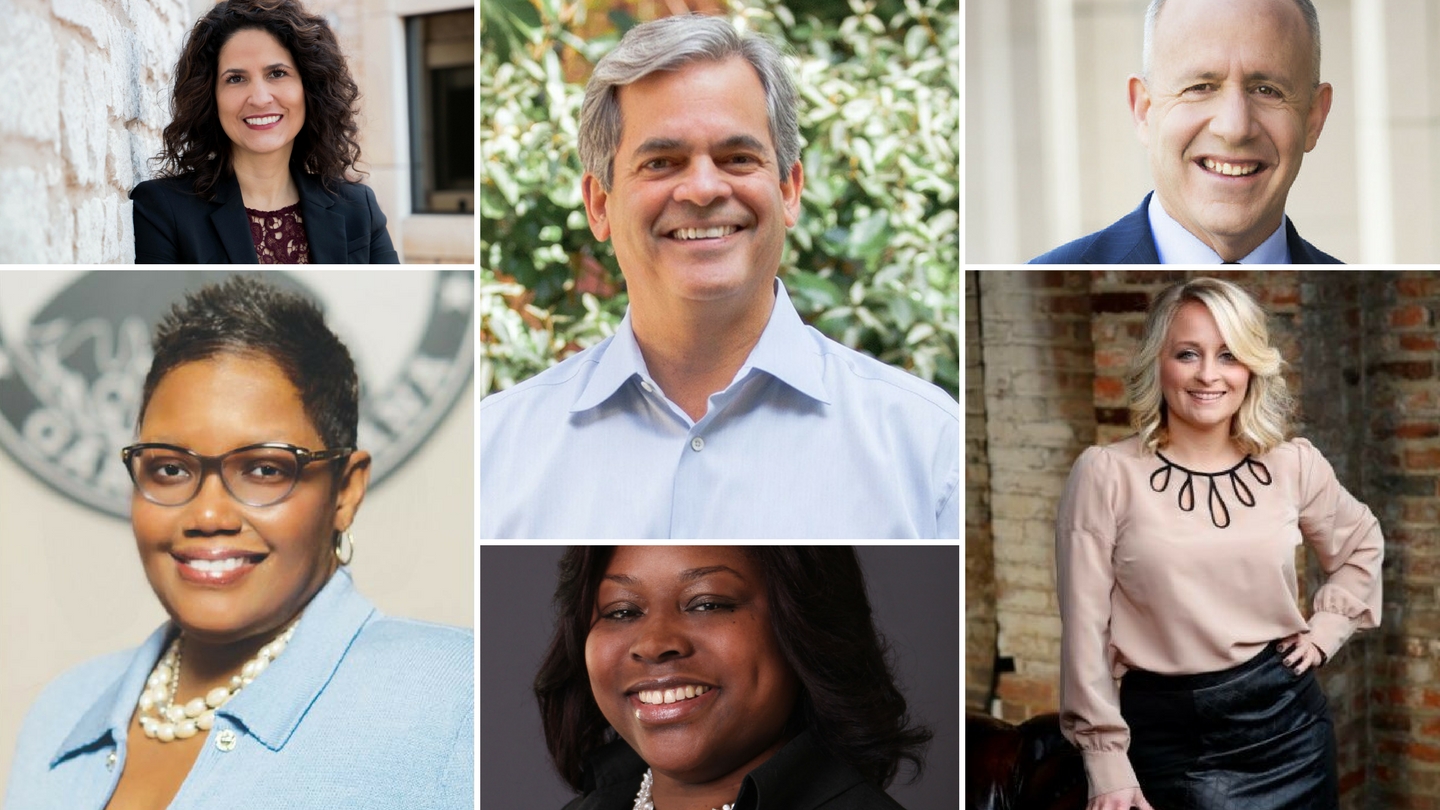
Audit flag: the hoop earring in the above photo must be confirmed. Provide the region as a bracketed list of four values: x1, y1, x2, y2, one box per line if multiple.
[335, 530, 355, 566]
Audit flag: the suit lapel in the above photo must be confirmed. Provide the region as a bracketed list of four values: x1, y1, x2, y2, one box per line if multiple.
[1285, 218, 1323, 264]
[297, 173, 346, 263]
[1082, 192, 1160, 263]
[209, 175, 258, 263]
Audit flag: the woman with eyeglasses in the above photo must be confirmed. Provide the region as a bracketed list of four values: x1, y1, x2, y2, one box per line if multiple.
[3, 276, 471, 808]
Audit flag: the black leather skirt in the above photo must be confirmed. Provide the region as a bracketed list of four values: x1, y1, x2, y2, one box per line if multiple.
[1120, 643, 1338, 810]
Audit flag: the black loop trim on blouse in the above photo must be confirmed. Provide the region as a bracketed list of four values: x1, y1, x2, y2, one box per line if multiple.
[1149, 453, 1272, 529]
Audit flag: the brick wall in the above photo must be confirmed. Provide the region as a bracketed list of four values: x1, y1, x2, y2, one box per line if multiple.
[966, 270, 1433, 808]
[0, 0, 189, 262]
[965, 270, 996, 711]
[976, 270, 1096, 722]
[1296, 272, 1371, 810]
[1363, 272, 1440, 809]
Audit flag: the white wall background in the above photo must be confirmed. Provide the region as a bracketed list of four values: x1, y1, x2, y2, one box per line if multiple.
[966, 0, 1440, 264]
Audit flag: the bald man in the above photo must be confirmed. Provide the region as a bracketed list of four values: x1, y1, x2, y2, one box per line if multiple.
[1032, 0, 1337, 265]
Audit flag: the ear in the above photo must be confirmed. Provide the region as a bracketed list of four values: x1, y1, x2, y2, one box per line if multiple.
[332, 450, 371, 534]
[780, 161, 804, 228]
[581, 173, 611, 241]
[1128, 75, 1152, 147]
[1304, 82, 1333, 152]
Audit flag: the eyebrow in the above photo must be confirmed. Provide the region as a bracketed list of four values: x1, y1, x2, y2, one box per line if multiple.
[1187, 70, 1293, 88]
[631, 134, 769, 158]
[221, 63, 293, 76]
[603, 564, 747, 587]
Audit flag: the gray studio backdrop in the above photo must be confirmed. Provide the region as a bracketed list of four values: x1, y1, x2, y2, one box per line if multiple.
[480, 545, 960, 809]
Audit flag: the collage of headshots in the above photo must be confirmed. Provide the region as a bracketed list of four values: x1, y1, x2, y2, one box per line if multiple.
[10, 0, 1434, 809]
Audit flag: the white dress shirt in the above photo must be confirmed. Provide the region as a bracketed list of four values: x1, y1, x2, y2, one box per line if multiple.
[1147, 193, 1290, 264]
[480, 280, 959, 539]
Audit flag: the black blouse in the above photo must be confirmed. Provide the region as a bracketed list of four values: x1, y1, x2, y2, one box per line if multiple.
[559, 731, 908, 810]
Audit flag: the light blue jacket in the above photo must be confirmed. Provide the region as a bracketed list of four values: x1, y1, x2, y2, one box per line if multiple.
[3, 569, 473, 809]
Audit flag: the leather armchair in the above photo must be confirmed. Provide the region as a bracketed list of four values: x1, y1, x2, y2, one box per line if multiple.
[966, 712, 1088, 810]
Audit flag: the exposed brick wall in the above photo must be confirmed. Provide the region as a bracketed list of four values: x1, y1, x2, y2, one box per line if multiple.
[965, 270, 996, 712]
[966, 270, 1430, 807]
[976, 270, 1096, 722]
[1363, 272, 1440, 810]
[0, 0, 189, 262]
[1295, 272, 1370, 810]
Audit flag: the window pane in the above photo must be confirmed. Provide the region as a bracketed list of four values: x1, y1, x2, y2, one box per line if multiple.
[407, 10, 475, 215]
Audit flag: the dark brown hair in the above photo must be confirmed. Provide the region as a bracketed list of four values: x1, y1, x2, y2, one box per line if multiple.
[154, 0, 363, 198]
[534, 547, 932, 792]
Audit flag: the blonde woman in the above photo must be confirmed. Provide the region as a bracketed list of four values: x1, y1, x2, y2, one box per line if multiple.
[1056, 277, 1382, 810]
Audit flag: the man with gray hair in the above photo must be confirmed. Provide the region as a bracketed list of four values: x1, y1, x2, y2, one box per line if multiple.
[480, 14, 959, 539]
[1031, 0, 1338, 264]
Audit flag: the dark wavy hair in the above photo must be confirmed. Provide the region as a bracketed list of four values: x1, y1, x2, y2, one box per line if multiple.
[154, 0, 364, 199]
[534, 547, 932, 792]
[137, 275, 359, 453]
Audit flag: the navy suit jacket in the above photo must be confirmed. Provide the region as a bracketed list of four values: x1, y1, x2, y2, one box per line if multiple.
[1029, 192, 1341, 264]
[130, 171, 399, 264]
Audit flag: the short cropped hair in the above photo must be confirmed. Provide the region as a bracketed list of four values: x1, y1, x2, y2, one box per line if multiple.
[534, 546, 931, 792]
[155, 0, 364, 199]
[138, 275, 359, 452]
[578, 14, 801, 191]
[1126, 277, 1293, 455]
[1142, 0, 1322, 87]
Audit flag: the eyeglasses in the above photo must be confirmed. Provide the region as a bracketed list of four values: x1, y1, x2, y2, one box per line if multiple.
[120, 442, 355, 507]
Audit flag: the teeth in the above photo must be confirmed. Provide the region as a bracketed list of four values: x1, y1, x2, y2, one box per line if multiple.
[1191, 391, 1223, 400]
[636, 685, 709, 705]
[245, 115, 280, 126]
[184, 557, 250, 573]
[1203, 158, 1259, 177]
[671, 226, 738, 241]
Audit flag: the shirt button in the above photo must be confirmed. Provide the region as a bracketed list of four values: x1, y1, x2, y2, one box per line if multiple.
[106, 751, 117, 771]
[640, 380, 654, 393]
[214, 729, 238, 752]
[691, 437, 705, 452]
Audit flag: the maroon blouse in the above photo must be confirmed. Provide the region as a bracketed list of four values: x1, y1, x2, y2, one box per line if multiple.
[247, 203, 311, 264]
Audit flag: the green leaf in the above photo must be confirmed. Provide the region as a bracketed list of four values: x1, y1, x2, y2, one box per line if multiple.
[785, 270, 846, 311]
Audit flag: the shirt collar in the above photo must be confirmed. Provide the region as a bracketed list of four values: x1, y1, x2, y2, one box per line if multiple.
[734, 730, 865, 807]
[52, 569, 375, 766]
[570, 278, 830, 414]
[1147, 192, 1290, 264]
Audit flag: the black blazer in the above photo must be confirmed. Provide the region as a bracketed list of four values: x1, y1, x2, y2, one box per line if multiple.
[559, 732, 908, 810]
[130, 171, 400, 264]
[1029, 192, 1342, 264]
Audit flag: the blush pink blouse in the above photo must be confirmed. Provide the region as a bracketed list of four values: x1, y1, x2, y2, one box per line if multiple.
[1055, 435, 1383, 797]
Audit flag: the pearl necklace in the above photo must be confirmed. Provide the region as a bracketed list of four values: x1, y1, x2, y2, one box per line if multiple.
[633, 768, 735, 810]
[136, 621, 298, 742]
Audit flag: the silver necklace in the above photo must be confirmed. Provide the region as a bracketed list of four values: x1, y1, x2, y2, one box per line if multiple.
[633, 768, 735, 810]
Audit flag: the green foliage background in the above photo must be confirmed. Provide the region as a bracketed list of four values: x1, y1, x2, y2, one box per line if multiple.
[481, 0, 959, 400]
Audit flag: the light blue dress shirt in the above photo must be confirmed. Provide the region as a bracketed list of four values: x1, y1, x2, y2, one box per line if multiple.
[1147, 192, 1290, 264]
[3, 569, 473, 810]
[480, 280, 960, 539]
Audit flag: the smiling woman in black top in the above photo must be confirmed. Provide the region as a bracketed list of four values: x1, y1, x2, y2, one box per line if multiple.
[131, 0, 397, 264]
[535, 546, 930, 810]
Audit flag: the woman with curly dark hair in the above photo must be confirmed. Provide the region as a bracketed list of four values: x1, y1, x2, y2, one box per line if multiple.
[130, 0, 398, 263]
[535, 546, 931, 810]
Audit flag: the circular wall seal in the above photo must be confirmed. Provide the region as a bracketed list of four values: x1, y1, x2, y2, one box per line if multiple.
[0, 270, 473, 520]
